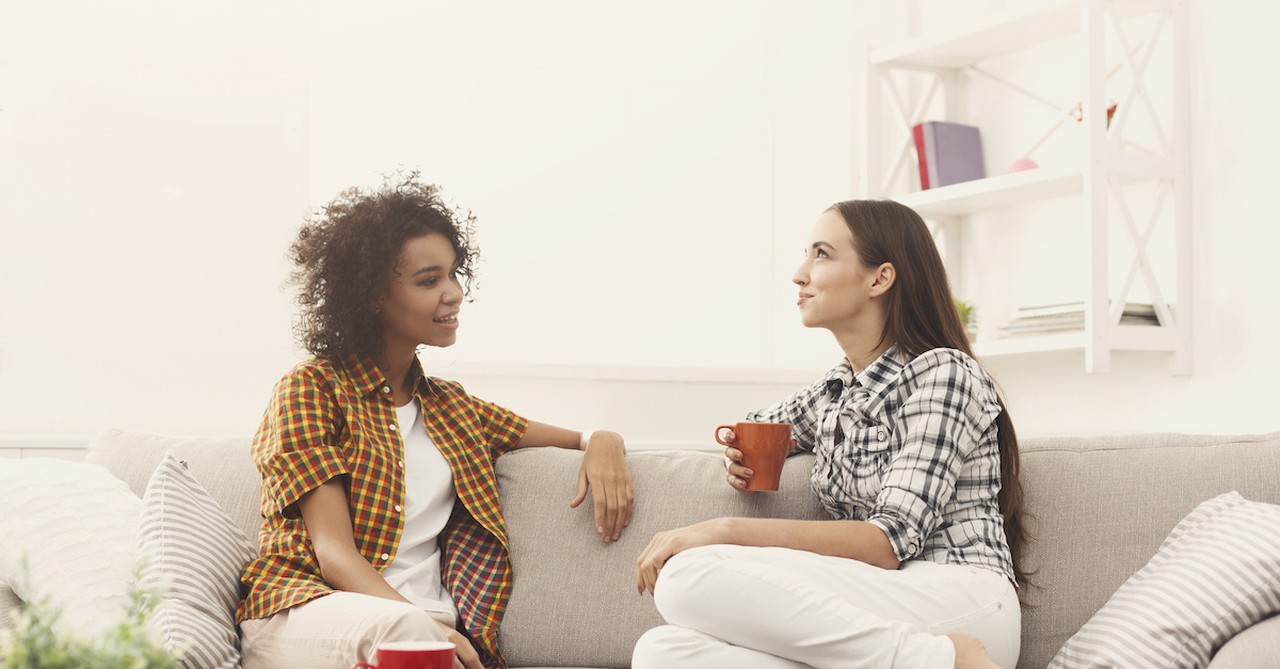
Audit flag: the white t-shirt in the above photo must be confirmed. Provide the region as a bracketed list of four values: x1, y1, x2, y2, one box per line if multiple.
[381, 398, 458, 626]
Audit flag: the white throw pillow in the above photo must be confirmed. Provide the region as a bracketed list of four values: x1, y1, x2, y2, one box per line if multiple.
[0, 457, 141, 637]
[1049, 491, 1280, 668]
[137, 454, 257, 669]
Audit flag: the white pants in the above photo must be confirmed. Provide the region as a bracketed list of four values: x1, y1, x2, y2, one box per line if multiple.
[632, 544, 1020, 669]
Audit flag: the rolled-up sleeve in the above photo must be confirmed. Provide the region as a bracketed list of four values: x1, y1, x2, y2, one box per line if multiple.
[254, 369, 350, 518]
[866, 352, 999, 561]
[471, 395, 528, 459]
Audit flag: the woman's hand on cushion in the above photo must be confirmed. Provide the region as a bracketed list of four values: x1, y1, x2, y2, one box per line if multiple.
[571, 430, 633, 543]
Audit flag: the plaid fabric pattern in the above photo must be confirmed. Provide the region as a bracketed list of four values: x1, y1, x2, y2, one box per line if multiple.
[237, 355, 527, 668]
[748, 346, 1014, 581]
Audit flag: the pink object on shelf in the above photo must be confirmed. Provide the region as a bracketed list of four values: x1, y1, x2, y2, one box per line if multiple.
[1008, 157, 1039, 173]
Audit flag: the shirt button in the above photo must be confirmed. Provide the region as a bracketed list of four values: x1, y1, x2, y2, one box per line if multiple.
[394, 505, 403, 513]
[397, 460, 404, 468]
[380, 553, 390, 561]
[389, 422, 396, 431]
[381, 385, 391, 394]
[877, 430, 887, 441]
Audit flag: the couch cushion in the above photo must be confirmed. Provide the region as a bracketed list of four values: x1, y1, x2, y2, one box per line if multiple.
[138, 454, 258, 669]
[85, 428, 262, 543]
[0, 458, 141, 637]
[1048, 491, 1280, 667]
[496, 448, 827, 669]
[1016, 432, 1280, 669]
[1209, 614, 1280, 667]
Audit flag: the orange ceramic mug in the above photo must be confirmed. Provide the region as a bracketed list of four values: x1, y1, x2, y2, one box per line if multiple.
[715, 422, 794, 491]
[350, 641, 456, 669]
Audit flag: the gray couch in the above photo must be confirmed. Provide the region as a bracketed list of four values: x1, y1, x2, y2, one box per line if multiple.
[4, 429, 1280, 668]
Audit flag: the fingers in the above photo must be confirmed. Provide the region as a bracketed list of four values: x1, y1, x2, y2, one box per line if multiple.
[634, 538, 664, 595]
[453, 634, 482, 669]
[726, 452, 753, 490]
[569, 471, 588, 509]
[592, 481, 608, 540]
[439, 625, 483, 669]
[576, 443, 634, 542]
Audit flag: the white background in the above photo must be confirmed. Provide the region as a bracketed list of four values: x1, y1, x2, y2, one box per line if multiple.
[2, 0, 1277, 452]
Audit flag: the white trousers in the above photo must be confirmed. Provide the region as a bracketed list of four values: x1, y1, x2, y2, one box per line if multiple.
[632, 544, 1020, 669]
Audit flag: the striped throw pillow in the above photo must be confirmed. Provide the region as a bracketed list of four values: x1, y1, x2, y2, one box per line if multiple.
[138, 454, 257, 669]
[1049, 491, 1280, 668]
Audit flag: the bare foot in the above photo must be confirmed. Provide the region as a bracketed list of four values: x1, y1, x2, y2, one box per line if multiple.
[947, 633, 999, 669]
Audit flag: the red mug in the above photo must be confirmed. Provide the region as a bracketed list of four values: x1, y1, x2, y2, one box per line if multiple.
[350, 641, 456, 669]
[715, 422, 794, 491]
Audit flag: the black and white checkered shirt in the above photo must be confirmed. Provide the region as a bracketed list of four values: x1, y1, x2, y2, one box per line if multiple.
[747, 346, 1015, 581]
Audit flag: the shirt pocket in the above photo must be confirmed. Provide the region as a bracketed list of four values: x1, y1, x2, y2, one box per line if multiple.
[834, 414, 894, 509]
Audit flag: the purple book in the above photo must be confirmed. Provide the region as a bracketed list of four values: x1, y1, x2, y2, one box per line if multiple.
[920, 121, 985, 187]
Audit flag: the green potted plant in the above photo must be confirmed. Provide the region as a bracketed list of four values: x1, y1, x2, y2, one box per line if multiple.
[0, 567, 180, 669]
[954, 299, 978, 342]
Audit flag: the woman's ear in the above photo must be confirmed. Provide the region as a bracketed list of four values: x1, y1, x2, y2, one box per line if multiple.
[869, 262, 896, 297]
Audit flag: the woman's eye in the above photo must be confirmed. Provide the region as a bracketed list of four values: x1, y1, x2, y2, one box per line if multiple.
[420, 278, 439, 288]
[816, 248, 829, 258]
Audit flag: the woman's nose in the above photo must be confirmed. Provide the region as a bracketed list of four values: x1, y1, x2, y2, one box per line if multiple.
[792, 263, 808, 286]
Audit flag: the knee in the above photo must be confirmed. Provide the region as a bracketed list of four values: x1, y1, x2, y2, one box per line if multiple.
[631, 625, 699, 669]
[370, 603, 447, 645]
[652, 545, 730, 621]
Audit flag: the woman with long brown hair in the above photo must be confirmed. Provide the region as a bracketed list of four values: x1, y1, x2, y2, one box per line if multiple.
[633, 199, 1023, 668]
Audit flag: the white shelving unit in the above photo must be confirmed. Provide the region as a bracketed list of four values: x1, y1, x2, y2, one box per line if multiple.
[861, 0, 1192, 374]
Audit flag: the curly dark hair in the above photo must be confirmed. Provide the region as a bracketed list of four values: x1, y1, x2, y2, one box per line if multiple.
[289, 171, 479, 359]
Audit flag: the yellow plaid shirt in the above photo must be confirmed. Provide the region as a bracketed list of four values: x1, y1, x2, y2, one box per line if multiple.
[237, 355, 527, 669]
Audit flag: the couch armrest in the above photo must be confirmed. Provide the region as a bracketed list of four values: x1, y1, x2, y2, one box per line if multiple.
[1208, 615, 1280, 667]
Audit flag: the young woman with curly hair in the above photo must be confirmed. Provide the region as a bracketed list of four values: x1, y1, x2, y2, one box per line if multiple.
[633, 200, 1024, 669]
[236, 173, 635, 669]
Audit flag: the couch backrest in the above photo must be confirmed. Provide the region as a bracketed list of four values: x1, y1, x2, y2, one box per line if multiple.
[85, 429, 262, 544]
[1015, 431, 1280, 669]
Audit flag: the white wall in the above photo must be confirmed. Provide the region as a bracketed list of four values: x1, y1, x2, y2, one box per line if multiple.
[2, 0, 1277, 458]
[1, 0, 311, 444]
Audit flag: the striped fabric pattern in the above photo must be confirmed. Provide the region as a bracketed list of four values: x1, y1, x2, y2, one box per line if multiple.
[138, 453, 257, 669]
[1049, 491, 1280, 668]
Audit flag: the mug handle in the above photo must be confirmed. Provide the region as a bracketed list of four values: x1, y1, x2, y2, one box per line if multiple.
[714, 425, 736, 446]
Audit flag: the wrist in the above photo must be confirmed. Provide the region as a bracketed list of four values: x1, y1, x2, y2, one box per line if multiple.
[578, 430, 595, 451]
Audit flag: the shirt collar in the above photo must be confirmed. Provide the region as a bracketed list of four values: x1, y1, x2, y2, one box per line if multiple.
[854, 344, 905, 397]
[825, 345, 904, 397]
[342, 354, 435, 399]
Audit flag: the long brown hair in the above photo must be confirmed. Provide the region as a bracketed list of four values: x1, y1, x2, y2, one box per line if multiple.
[829, 199, 1027, 582]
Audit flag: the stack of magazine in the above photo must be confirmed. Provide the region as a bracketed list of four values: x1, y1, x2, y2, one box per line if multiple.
[998, 302, 1160, 337]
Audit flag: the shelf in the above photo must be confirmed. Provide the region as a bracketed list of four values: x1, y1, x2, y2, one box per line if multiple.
[869, 0, 1159, 69]
[863, 0, 1191, 374]
[974, 332, 1085, 357]
[974, 324, 1179, 358]
[893, 168, 1081, 217]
